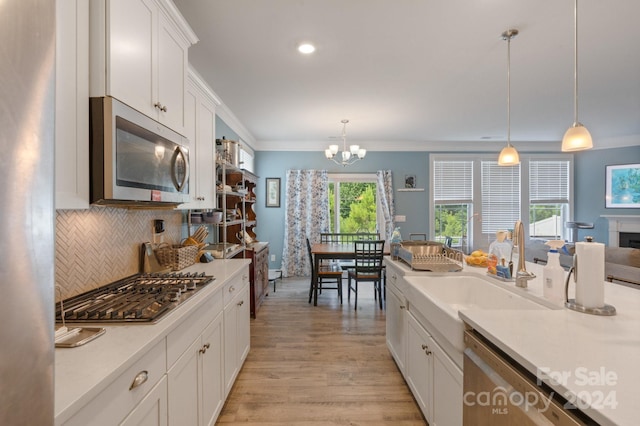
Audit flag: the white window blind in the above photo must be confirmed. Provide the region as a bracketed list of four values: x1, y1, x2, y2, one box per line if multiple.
[433, 160, 473, 202]
[481, 161, 521, 233]
[530, 160, 570, 203]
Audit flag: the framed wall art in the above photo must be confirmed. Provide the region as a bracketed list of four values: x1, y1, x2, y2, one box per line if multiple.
[266, 177, 281, 208]
[605, 163, 640, 208]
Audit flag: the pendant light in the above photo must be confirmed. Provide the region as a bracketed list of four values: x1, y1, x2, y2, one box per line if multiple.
[498, 29, 520, 166]
[562, 0, 593, 151]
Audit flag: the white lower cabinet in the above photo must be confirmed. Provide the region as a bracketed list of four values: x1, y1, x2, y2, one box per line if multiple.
[406, 312, 463, 426]
[385, 271, 407, 374]
[121, 375, 168, 426]
[168, 311, 224, 426]
[431, 334, 463, 426]
[406, 313, 434, 421]
[62, 340, 167, 426]
[223, 274, 251, 397]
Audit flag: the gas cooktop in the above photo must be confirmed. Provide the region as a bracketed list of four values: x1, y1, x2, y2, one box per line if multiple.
[56, 272, 215, 324]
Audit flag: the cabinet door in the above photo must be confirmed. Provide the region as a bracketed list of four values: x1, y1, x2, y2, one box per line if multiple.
[120, 375, 168, 426]
[194, 95, 216, 207]
[55, 0, 89, 209]
[237, 284, 251, 364]
[224, 283, 251, 397]
[385, 284, 407, 375]
[167, 338, 200, 425]
[108, 0, 156, 119]
[201, 313, 224, 426]
[223, 297, 238, 397]
[406, 313, 433, 423]
[157, 10, 188, 133]
[431, 335, 463, 426]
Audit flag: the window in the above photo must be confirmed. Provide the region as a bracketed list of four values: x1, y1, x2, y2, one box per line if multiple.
[432, 160, 473, 250]
[430, 154, 573, 252]
[529, 160, 570, 239]
[328, 174, 382, 235]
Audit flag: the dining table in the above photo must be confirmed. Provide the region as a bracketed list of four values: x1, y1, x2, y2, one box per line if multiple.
[310, 242, 390, 306]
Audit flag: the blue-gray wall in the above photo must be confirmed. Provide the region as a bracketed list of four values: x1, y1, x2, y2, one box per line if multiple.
[254, 146, 639, 269]
[573, 145, 640, 243]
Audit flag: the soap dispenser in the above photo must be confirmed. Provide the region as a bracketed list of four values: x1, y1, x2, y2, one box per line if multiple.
[543, 240, 566, 306]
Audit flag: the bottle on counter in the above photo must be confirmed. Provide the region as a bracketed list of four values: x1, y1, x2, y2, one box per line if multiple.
[543, 240, 566, 307]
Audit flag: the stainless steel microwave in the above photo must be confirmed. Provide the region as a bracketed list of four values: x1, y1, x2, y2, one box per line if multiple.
[89, 96, 190, 207]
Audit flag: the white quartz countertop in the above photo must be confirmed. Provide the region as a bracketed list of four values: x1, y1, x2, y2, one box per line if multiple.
[54, 259, 250, 424]
[455, 262, 640, 426]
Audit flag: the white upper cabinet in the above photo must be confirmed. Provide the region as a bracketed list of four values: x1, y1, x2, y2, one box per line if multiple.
[180, 70, 218, 209]
[90, 0, 198, 135]
[55, 0, 90, 210]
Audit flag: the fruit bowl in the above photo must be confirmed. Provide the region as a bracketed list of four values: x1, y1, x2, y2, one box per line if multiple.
[465, 250, 489, 267]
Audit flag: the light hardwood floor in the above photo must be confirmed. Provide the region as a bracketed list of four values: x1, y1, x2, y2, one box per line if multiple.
[217, 276, 426, 425]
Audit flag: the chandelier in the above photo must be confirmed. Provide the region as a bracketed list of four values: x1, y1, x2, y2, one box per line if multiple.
[325, 119, 366, 166]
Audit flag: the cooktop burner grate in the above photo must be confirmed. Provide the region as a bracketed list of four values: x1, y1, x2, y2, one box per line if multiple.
[56, 272, 215, 323]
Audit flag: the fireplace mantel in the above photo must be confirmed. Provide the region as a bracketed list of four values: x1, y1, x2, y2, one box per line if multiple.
[601, 215, 640, 247]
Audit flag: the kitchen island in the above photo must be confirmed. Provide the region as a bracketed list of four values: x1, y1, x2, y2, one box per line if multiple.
[386, 257, 640, 426]
[54, 258, 250, 425]
[459, 261, 640, 426]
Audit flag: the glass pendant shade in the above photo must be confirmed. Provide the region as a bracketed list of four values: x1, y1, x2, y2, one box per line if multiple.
[325, 119, 366, 166]
[498, 144, 520, 166]
[562, 123, 593, 152]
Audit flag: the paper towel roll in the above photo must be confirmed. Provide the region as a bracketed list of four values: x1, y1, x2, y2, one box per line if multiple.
[575, 241, 605, 308]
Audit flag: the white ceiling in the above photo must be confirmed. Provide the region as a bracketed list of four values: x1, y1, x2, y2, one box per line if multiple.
[173, 0, 640, 152]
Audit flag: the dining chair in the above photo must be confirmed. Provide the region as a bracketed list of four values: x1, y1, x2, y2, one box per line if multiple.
[306, 238, 343, 304]
[347, 240, 385, 310]
[320, 232, 380, 271]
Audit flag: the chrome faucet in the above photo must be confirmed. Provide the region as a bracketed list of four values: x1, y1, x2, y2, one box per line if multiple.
[512, 220, 536, 288]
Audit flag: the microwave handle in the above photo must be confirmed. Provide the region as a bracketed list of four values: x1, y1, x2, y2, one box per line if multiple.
[171, 147, 189, 192]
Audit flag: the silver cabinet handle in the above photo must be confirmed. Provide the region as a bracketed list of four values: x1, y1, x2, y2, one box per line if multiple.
[129, 370, 148, 390]
[237, 300, 244, 306]
[229, 286, 235, 293]
[400, 305, 406, 310]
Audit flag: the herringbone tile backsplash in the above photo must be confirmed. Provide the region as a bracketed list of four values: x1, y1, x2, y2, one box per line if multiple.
[56, 207, 184, 300]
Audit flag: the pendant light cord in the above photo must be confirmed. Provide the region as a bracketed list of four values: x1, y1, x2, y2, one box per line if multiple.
[573, 0, 579, 124]
[507, 33, 512, 147]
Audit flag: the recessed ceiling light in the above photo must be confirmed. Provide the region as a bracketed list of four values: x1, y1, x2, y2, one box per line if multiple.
[298, 43, 316, 54]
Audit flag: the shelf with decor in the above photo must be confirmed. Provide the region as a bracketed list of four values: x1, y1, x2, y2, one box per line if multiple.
[215, 158, 268, 317]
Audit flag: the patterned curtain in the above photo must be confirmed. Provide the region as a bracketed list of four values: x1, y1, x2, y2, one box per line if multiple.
[376, 170, 395, 240]
[281, 170, 329, 277]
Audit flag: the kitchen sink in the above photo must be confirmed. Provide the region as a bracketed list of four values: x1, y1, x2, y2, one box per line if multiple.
[405, 274, 556, 353]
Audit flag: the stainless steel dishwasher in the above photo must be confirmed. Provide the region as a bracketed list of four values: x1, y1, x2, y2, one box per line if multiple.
[463, 330, 595, 425]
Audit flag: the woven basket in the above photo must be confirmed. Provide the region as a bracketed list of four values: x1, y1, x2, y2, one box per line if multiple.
[155, 244, 199, 271]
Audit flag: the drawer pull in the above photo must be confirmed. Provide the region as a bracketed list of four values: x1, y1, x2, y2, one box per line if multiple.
[237, 300, 244, 306]
[199, 343, 211, 354]
[228, 286, 235, 293]
[421, 344, 432, 356]
[129, 370, 148, 390]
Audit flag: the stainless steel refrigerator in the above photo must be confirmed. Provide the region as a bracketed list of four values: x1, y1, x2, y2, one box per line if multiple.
[0, 0, 55, 424]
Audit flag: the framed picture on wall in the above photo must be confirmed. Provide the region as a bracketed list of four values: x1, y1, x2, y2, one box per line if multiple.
[266, 178, 281, 208]
[404, 175, 416, 189]
[605, 163, 640, 208]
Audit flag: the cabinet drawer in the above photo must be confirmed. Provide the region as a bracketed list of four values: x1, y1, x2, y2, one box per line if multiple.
[223, 270, 249, 307]
[63, 339, 166, 426]
[167, 290, 223, 368]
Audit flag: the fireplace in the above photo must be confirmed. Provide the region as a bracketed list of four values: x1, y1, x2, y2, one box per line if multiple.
[602, 215, 640, 247]
[619, 232, 640, 249]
